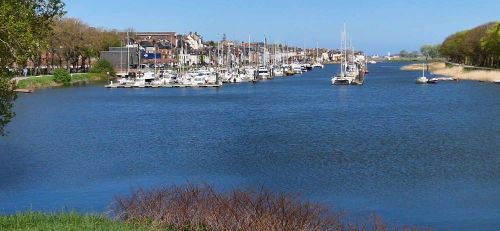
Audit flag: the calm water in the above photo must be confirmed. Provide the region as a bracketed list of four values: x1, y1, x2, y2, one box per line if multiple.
[1, 63, 499, 230]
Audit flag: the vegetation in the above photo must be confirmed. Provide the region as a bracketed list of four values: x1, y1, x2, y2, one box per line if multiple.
[0, 0, 65, 136]
[398, 50, 420, 58]
[0, 184, 424, 231]
[49, 17, 121, 72]
[439, 21, 499, 68]
[16, 75, 55, 89]
[16, 73, 107, 89]
[420, 45, 440, 60]
[52, 68, 71, 85]
[111, 184, 415, 231]
[90, 59, 115, 75]
[0, 212, 154, 231]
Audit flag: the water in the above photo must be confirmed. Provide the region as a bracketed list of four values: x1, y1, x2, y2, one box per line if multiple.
[1, 63, 499, 230]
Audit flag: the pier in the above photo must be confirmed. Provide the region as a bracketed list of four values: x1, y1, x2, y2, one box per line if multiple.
[105, 83, 222, 88]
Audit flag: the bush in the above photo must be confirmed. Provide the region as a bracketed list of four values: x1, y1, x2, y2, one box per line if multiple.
[111, 184, 409, 231]
[52, 68, 71, 85]
[90, 59, 115, 75]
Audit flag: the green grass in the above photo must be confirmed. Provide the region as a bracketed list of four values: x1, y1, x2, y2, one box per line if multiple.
[16, 73, 107, 89]
[17, 75, 55, 88]
[0, 212, 157, 231]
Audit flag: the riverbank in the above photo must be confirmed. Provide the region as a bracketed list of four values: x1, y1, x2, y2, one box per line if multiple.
[15, 73, 108, 89]
[0, 184, 411, 231]
[401, 62, 500, 82]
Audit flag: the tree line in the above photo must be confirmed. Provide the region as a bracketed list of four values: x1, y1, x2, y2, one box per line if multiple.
[31, 17, 121, 75]
[439, 21, 499, 68]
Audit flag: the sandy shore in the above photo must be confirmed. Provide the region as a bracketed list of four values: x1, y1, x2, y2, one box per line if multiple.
[401, 62, 500, 82]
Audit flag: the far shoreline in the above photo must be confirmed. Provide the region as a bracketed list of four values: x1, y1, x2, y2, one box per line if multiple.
[401, 61, 500, 82]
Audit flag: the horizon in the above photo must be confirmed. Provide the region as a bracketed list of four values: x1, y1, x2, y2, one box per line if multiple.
[65, 0, 499, 55]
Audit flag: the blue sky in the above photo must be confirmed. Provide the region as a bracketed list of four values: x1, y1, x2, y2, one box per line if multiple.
[65, 0, 499, 54]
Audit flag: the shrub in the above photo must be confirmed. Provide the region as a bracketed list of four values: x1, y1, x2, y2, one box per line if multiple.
[52, 68, 71, 85]
[90, 59, 115, 75]
[111, 184, 413, 231]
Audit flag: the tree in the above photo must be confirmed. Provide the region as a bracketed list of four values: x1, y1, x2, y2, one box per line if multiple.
[49, 18, 121, 72]
[52, 68, 71, 85]
[480, 22, 500, 68]
[0, 0, 65, 135]
[439, 21, 499, 67]
[399, 50, 409, 57]
[420, 44, 440, 60]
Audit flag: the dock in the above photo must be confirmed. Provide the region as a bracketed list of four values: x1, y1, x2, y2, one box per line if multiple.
[14, 89, 34, 93]
[104, 83, 222, 88]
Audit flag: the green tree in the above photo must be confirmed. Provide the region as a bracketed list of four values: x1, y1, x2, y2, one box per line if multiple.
[420, 44, 440, 60]
[52, 68, 71, 85]
[89, 59, 114, 75]
[439, 21, 499, 67]
[480, 22, 500, 68]
[0, 0, 65, 135]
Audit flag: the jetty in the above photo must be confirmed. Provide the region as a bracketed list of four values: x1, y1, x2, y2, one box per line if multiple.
[14, 89, 34, 93]
[105, 83, 222, 88]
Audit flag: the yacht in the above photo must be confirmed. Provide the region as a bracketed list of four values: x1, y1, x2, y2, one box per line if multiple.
[416, 63, 429, 84]
[312, 62, 324, 69]
[257, 67, 270, 80]
[331, 73, 355, 85]
[332, 24, 362, 85]
[273, 67, 284, 76]
[240, 67, 256, 82]
[133, 71, 156, 87]
[291, 64, 303, 74]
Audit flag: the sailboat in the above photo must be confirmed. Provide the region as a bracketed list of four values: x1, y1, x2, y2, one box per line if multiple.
[331, 24, 357, 85]
[415, 63, 429, 84]
[312, 42, 324, 69]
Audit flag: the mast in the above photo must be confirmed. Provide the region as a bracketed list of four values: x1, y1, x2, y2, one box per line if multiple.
[127, 31, 130, 75]
[248, 34, 252, 66]
[154, 44, 157, 75]
[120, 38, 123, 74]
[343, 23, 347, 74]
[263, 35, 267, 67]
[340, 27, 343, 75]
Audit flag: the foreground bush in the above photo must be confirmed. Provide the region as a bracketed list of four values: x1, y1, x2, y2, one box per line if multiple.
[112, 184, 418, 231]
[52, 68, 71, 85]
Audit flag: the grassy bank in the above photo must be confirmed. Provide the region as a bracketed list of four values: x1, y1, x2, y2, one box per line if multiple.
[401, 62, 500, 82]
[16, 73, 108, 89]
[0, 184, 423, 231]
[0, 212, 155, 231]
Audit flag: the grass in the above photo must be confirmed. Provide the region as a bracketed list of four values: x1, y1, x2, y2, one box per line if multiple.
[0, 212, 157, 231]
[16, 73, 107, 89]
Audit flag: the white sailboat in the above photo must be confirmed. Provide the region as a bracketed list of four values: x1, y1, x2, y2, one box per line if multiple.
[331, 24, 356, 85]
[415, 63, 428, 84]
[312, 42, 324, 68]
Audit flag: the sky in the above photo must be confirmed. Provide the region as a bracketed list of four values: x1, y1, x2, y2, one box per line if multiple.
[65, 0, 499, 55]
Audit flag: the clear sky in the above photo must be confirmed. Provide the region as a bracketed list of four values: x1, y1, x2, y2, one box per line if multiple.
[65, 0, 499, 55]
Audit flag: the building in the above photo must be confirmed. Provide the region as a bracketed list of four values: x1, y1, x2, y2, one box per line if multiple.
[135, 32, 177, 47]
[100, 46, 139, 76]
